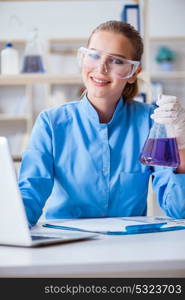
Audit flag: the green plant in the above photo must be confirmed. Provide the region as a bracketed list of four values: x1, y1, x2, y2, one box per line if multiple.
[155, 46, 176, 63]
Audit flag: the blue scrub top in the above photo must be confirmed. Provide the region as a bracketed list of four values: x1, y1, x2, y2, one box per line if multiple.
[19, 95, 185, 226]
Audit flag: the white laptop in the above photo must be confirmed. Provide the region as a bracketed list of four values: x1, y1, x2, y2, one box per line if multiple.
[0, 137, 95, 247]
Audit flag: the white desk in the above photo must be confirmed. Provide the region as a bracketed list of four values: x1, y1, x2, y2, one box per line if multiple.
[0, 223, 185, 278]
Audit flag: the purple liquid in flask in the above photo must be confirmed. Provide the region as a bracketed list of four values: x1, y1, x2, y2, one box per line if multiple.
[22, 55, 45, 73]
[140, 122, 180, 167]
[140, 137, 180, 167]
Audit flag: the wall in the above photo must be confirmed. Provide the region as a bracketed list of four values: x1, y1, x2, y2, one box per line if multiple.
[0, 0, 125, 40]
[0, 0, 185, 40]
[149, 0, 185, 37]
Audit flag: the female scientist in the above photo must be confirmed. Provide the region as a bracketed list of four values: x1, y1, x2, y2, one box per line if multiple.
[19, 21, 185, 226]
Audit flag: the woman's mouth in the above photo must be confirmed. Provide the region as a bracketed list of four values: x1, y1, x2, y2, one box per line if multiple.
[90, 76, 111, 86]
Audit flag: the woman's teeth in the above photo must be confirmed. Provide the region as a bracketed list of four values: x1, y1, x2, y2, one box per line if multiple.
[92, 77, 109, 83]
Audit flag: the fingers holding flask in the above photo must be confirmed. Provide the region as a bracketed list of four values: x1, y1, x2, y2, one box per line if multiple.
[151, 94, 184, 124]
[150, 94, 185, 150]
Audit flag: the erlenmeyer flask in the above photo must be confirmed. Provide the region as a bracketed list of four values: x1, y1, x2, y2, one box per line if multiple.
[21, 28, 45, 73]
[140, 122, 180, 167]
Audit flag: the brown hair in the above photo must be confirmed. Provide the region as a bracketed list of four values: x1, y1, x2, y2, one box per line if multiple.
[81, 20, 143, 102]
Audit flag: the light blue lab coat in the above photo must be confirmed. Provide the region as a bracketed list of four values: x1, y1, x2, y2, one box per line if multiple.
[19, 95, 185, 226]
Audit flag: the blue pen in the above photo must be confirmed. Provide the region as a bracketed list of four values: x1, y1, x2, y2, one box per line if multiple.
[125, 222, 167, 233]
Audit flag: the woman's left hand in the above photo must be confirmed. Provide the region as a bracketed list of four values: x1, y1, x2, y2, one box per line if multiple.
[151, 94, 185, 150]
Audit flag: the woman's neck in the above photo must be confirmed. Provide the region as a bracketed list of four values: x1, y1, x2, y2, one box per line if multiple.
[97, 107, 115, 123]
[87, 95, 119, 123]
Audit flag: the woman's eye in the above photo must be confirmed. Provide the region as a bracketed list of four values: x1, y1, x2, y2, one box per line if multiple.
[110, 58, 124, 65]
[89, 52, 100, 60]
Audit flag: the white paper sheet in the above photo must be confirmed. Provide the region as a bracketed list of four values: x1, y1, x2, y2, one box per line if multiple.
[44, 216, 185, 233]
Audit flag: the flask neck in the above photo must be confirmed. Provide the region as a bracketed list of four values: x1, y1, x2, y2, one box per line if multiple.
[24, 28, 41, 56]
[150, 122, 175, 139]
[150, 122, 167, 139]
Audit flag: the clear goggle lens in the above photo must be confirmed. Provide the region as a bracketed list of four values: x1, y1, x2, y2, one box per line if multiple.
[77, 47, 140, 79]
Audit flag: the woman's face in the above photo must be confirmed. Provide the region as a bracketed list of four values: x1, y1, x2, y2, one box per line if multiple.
[81, 30, 136, 104]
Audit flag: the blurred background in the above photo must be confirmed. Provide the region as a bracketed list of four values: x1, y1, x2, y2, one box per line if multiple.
[0, 0, 185, 215]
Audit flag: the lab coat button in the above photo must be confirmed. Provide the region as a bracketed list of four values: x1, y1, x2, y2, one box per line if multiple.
[103, 168, 108, 175]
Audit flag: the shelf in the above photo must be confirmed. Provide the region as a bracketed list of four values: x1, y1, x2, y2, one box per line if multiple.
[0, 39, 25, 43]
[0, 72, 151, 85]
[138, 71, 150, 81]
[0, 114, 30, 121]
[150, 71, 185, 80]
[48, 38, 87, 55]
[0, 74, 83, 85]
[150, 36, 185, 41]
[49, 38, 87, 43]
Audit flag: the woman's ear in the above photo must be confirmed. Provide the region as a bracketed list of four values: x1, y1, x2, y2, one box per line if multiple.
[127, 65, 142, 84]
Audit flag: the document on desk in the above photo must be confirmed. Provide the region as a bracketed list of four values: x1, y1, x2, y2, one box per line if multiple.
[43, 216, 185, 235]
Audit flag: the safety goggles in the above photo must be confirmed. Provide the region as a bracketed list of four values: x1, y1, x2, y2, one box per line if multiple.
[77, 47, 140, 79]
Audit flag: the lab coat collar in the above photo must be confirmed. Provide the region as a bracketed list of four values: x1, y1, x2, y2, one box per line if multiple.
[80, 93, 125, 126]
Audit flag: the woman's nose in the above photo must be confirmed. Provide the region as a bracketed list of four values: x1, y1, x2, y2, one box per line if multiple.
[96, 62, 108, 74]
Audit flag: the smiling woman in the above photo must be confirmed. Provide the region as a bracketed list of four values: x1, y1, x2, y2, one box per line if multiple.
[18, 20, 185, 227]
[79, 21, 143, 119]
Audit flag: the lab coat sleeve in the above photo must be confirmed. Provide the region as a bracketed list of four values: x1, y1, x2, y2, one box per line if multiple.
[152, 168, 185, 218]
[18, 111, 54, 226]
